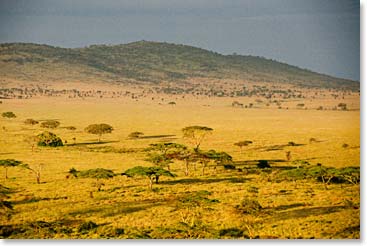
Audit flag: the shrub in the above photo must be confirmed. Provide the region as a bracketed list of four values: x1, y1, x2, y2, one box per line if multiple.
[219, 228, 246, 238]
[78, 221, 98, 233]
[309, 138, 317, 143]
[257, 160, 270, 168]
[40, 120, 60, 129]
[235, 198, 262, 214]
[69, 168, 115, 179]
[65, 126, 76, 130]
[37, 132, 63, 147]
[2, 112, 16, 118]
[128, 131, 144, 139]
[224, 164, 236, 170]
[342, 143, 349, 148]
[24, 119, 39, 125]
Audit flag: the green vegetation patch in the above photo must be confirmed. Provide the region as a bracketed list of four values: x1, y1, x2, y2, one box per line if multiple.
[37, 131, 63, 147]
[69, 168, 115, 179]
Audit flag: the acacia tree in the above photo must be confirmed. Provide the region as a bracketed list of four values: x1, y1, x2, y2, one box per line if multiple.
[68, 168, 115, 195]
[234, 140, 253, 152]
[27, 164, 44, 184]
[182, 126, 213, 152]
[0, 159, 27, 179]
[167, 147, 196, 176]
[196, 150, 233, 176]
[85, 123, 114, 142]
[146, 143, 186, 170]
[123, 166, 176, 190]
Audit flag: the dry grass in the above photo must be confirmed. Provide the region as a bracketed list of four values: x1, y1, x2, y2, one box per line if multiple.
[0, 92, 360, 239]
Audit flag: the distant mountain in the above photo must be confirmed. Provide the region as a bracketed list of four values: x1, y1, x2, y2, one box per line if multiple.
[0, 41, 359, 90]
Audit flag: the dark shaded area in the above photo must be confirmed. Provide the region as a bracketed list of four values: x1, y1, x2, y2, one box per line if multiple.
[271, 203, 307, 211]
[269, 205, 348, 223]
[67, 140, 119, 146]
[13, 196, 68, 205]
[252, 143, 306, 152]
[157, 137, 179, 142]
[0, 152, 15, 155]
[68, 198, 169, 218]
[332, 225, 360, 238]
[161, 177, 251, 185]
[138, 134, 176, 139]
[37, 119, 61, 121]
[0, 219, 83, 238]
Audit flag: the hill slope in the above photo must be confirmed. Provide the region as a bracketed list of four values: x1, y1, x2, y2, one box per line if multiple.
[0, 41, 359, 90]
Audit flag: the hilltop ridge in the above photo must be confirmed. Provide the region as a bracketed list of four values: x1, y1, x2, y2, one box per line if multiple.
[0, 41, 359, 90]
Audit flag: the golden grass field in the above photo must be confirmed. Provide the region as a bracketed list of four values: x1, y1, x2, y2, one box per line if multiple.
[0, 90, 360, 239]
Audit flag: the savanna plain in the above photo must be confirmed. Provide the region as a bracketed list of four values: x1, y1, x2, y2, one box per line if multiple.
[0, 87, 360, 239]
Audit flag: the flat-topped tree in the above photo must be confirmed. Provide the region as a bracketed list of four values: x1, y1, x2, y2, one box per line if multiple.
[0, 159, 28, 179]
[182, 125, 213, 152]
[68, 168, 115, 193]
[85, 123, 113, 142]
[123, 166, 176, 190]
[146, 143, 187, 170]
[234, 140, 253, 152]
[166, 147, 196, 176]
[196, 149, 233, 175]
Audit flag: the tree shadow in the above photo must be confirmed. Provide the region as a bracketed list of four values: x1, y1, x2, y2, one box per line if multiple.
[332, 225, 360, 238]
[0, 219, 84, 238]
[67, 140, 119, 146]
[37, 119, 61, 121]
[252, 143, 306, 152]
[271, 203, 307, 211]
[139, 134, 176, 139]
[68, 198, 167, 218]
[234, 159, 287, 165]
[160, 177, 252, 185]
[157, 137, 179, 142]
[268, 205, 348, 223]
[13, 196, 68, 205]
[0, 152, 15, 155]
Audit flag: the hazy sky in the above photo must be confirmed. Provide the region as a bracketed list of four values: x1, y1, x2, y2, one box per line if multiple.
[0, 0, 360, 81]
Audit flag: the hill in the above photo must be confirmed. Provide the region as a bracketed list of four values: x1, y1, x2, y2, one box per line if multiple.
[0, 41, 359, 90]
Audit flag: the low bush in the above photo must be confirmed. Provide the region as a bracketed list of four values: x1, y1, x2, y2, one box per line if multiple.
[24, 119, 39, 125]
[257, 160, 271, 168]
[37, 132, 63, 147]
[2, 112, 16, 118]
[78, 221, 98, 233]
[235, 197, 262, 214]
[219, 228, 246, 238]
[40, 120, 60, 129]
[69, 168, 115, 179]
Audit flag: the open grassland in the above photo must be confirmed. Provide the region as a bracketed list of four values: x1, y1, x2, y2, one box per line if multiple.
[0, 95, 360, 239]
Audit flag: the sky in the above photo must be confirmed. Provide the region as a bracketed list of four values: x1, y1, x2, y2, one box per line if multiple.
[0, 0, 360, 81]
